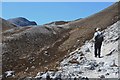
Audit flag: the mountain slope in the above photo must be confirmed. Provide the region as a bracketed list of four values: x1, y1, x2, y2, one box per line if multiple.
[0, 18, 17, 31]
[33, 20, 119, 79]
[44, 21, 69, 26]
[2, 2, 119, 79]
[58, 2, 118, 52]
[58, 21, 119, 78]
[7, 17, 37, 26]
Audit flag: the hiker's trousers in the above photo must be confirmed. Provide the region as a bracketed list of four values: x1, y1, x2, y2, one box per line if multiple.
[94, 42, 102, 57]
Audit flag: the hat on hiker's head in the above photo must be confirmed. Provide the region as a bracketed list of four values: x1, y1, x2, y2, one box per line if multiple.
[96, 28, 100, 31]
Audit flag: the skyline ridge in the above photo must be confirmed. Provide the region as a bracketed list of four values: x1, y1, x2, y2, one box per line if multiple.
[2, 2, 114, 25]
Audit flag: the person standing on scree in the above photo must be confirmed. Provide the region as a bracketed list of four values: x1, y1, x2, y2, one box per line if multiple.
[93, 28, 104, 58]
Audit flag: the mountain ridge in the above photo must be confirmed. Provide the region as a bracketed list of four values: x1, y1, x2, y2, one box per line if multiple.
[0, 18, 17, 31]
[7, 17, 37, 27]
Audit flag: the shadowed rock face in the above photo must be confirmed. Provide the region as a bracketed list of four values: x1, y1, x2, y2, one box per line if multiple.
[7, 17, 37, 26]
[2, 2, 119, 79]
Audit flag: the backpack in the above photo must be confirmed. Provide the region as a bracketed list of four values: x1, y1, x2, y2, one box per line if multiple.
[95, 33, 104, 43]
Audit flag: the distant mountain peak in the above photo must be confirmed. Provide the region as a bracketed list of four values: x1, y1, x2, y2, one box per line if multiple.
[7, 17, 37, 27]
[14, 17, 28, 20]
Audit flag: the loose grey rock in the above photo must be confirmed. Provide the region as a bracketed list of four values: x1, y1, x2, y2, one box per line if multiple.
[100, 75, 105, 78]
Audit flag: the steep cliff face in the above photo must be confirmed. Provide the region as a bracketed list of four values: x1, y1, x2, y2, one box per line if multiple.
[2, 2, 119, 79]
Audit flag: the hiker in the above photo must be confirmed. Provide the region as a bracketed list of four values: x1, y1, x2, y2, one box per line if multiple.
[93, 28, 104, 58]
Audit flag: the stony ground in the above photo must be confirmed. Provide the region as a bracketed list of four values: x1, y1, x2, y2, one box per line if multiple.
[31, 21, 119, 79]
[1, 2, 119, 79]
